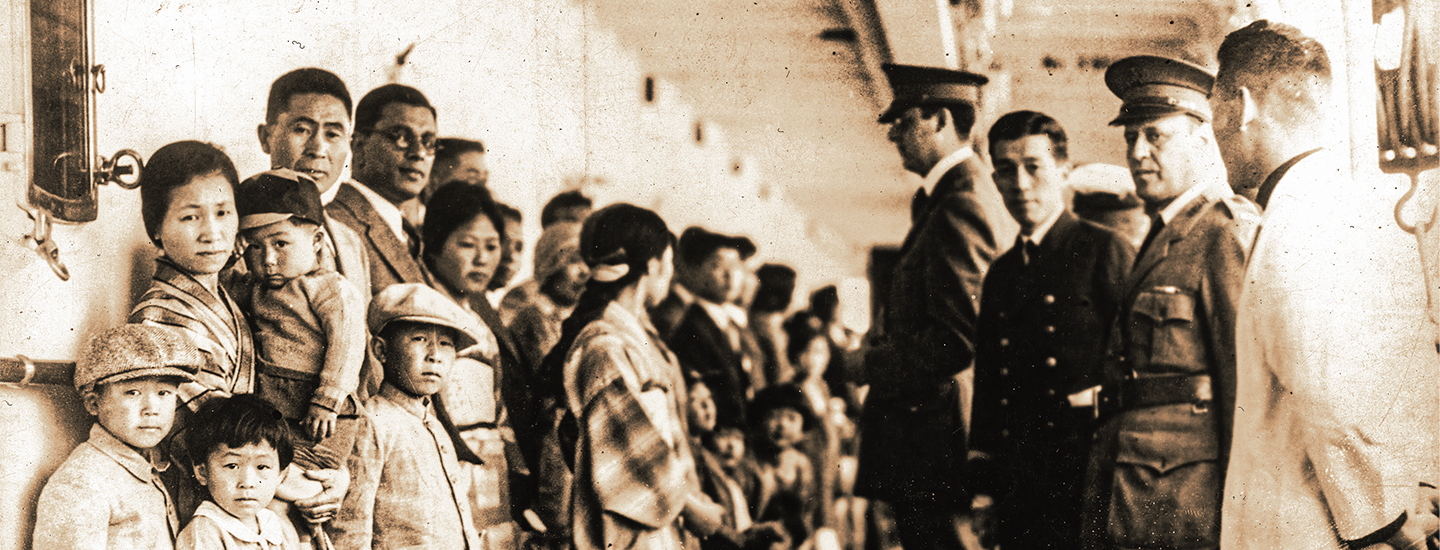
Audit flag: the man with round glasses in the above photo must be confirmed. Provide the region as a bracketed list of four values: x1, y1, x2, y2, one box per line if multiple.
[326, 84, 439, 295]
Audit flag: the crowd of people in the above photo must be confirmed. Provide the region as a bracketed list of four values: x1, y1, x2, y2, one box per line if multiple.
[24, 17, 1440, 550]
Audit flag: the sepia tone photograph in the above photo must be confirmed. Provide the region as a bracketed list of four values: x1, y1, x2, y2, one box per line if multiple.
[0, 0, 1438, 548]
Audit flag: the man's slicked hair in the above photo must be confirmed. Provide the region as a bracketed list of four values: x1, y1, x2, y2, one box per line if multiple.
[1216, 20, 1331, 118]
[987, 110, 1069, 162]
[354, 84, 436, 134]
[266, 68, 353, 124]
[436, 138, 486, 165]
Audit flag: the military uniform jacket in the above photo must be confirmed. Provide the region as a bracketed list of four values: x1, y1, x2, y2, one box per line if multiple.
[971, 212, 1133, 485]
[1081, 180, 1258, 550]
[855, 155, 1009, 505]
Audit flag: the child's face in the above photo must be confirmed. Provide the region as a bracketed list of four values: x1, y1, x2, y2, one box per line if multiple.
[762, 408, 806, 449]
[712, 430, 746, 466]
[379, 323, 458, 397]
[194, 442, 282, 527]
[83, 377, 179, 450]
[241, 219, 322, 288]
[687, 382, 717, 434]
[156, 172, 238, 276]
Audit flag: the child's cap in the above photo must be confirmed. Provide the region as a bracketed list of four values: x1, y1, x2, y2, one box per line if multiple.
[75, 325, 202, 391]
[236, 169, 325, 231]
[368, 283, 483, 350]
[748, 383, 818, 432]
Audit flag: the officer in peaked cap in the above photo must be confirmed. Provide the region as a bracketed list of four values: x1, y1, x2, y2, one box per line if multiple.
[1080, 54, 1260, 550]
[855, 62, 1016, 550]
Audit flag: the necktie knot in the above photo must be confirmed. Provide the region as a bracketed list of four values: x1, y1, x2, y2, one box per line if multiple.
[1018, 236, 1041, 265]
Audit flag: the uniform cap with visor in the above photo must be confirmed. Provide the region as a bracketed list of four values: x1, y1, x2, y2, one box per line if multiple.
[1105, 55, 1216, 126]
[878, 63, 989, 124]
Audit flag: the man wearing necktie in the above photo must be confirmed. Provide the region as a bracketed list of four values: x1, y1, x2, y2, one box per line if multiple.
[1080, 56, 1259, 550]
[854, 63, 1015, 550]
[968, 111, 1134, 550]
[667, 226, 766, 428]
[325, 84, 438, 297]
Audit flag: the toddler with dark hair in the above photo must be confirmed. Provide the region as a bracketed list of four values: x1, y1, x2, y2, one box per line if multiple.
[179, 394, 301, 549]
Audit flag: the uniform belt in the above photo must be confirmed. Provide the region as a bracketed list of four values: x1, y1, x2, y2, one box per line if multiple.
[1098, 374, 1211, 416]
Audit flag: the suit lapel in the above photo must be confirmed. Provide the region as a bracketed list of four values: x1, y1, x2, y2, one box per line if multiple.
[900, 163, 969, 256]
[1125, 193, 1210, 297]
[333, 183, 427, 286]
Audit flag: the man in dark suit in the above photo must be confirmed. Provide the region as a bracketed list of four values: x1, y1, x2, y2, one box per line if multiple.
[967, 111, 1134, 550]
[325, 84, 437, 297]
[666, 226, 764, 427]
[854, 63, 1016, 550]
[1080, 56, 1259, 550]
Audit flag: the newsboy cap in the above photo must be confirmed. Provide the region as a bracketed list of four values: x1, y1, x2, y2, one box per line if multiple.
[1105, 55, 1215, 126]
[75, 325, 201, 391]
[367, 283, 483, 351]
[878, 63, 989, 123]
[236, 169, 326, 231]
[678, 226, 757, 265]
[748, 383, 818, 432]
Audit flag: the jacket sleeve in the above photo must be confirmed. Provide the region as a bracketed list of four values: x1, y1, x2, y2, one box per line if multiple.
[1204, 201, 1257, 465]
[32, 468, 109, 550]
[869, 192, 999, 385]
[307, 273, 368, 412]
[329, 408, 382, 549]
[1252, 206, 1429, 540]
[572, 334, 693, 528]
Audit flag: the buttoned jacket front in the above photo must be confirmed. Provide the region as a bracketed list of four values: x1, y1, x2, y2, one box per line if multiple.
[1082, 180, 1257, 550]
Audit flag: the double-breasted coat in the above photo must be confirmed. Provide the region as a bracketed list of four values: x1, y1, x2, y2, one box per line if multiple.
[855, 154, 1012, 507]
[970, 211, 1134, 549]
[1081, 180, 1258, 550]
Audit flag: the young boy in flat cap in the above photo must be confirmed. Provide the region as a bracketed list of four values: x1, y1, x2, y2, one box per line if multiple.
[33, 324, 202, 550]
[231, 169, 367, 521]
[331, 283, 485, 549]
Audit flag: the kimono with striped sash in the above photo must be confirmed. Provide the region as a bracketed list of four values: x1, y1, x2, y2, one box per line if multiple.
[130, 256, 256, 407]
[563, 302, 697, 550]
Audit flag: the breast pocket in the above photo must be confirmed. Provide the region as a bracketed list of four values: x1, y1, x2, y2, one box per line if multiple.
[1132, 288, 1201, 371]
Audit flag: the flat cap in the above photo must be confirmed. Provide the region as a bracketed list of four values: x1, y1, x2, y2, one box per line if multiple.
[1105, 55, 1215, 126]
[679, 226, 756, 263]
[75, 325, 201, 391]
[879, 63, 989, 123]
[368, 283, 483, 351]
[236, 169, 326, 231]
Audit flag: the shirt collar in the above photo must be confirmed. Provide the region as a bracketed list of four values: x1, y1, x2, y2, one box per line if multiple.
[697, 298, 737, 329]
[349, 181, 409, 245]
[922, 147, 975, 197]
[192, 501, 289, 546]
[1157, 178, 1223, 224]
[378, 383, 434, 420]
[87, 423, 168, 482]
[1024, 206, 1065, 245]
[320, 179, 344, 205]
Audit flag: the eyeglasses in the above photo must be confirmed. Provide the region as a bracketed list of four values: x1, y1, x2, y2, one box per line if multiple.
[370, 126, 438, 155]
